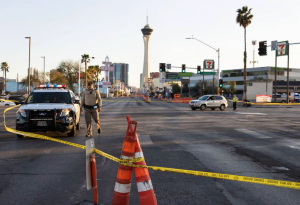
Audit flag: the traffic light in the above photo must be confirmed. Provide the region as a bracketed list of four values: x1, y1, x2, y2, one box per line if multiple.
[197, 66, 201, 74]
[219, 79, 223, 88]
[159, 63, 166, 72]
[182, 64, 186, 73]
[258, 41, 267, 56]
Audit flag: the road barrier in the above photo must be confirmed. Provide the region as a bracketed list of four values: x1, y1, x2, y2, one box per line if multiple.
[3, 105, 300, 204]
[112, 121, 138, 205]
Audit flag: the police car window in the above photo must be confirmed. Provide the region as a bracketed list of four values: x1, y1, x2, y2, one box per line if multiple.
[25, 92, 72, 104]
[215, 96, 223, 100]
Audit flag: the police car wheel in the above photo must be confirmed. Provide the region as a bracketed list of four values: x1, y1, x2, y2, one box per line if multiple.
[76, 117, 80, 130]
[67, 121, 76, 137]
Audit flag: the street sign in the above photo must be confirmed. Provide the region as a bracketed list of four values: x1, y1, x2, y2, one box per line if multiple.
[167, 64, 171, 69]
[200, 71, 216, 75]
[271, 41, 278, 51]
[86, 138, 95, 191]
[178, 72, 193, 77]
[166, 72, 180, 81]
[276, 41, 289, 56]
[203, 60, 215, 69]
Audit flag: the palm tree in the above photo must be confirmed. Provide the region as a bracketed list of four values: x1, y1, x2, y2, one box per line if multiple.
[1, 62, 9, 93]
[236, 6, 253, 100]
[81, 54, 91, 90]
[93, 65, 101, 89]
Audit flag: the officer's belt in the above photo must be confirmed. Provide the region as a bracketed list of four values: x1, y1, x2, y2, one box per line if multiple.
[85, 104, 98, 109]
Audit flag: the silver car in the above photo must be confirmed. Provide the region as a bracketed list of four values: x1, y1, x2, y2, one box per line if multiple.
[189, 95, 228, 111]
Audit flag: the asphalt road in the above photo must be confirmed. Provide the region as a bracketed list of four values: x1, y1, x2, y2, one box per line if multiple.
[1, 97, 300, 205]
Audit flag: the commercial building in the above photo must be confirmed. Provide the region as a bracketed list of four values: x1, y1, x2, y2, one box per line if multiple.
[111, 63, 129, 87]
[221, 66, 300, 93]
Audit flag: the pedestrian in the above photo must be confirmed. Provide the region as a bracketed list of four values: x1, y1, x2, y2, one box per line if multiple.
[232, 94, 238, 110]
[80, 82, 102, 137]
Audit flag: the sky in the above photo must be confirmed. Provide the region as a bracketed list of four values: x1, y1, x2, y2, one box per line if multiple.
[0, 0, 300, 88]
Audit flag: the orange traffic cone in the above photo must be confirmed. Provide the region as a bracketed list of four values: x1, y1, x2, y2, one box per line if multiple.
[134, 137, 157, 205]
[112, 121, 138, 205]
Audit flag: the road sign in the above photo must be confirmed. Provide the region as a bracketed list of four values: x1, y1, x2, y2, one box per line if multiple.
[200, 71, 216, 75]
[203, 60, 215, 69]
[86, 138, 95, 191]
[167, 64, 171, 69]
[271, 41, 278, 51]
[166, 72, 180, 81]
[178, 72, 193, 77]
[277, 41, 289, 56]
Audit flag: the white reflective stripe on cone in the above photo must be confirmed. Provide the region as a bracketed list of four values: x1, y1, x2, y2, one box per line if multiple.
[114, 182, 132, 193]
[135, 151, 144, 158]
[137, 180, 153, 192]
[120, 155, 134, 159]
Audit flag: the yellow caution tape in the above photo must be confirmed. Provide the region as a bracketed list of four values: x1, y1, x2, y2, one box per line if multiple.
[3, 106, 300, 190]
[0, 99, 19, 103]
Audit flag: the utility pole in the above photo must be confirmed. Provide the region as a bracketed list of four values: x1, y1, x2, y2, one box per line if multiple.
[41, 56, 45, 83]
[25, 37, 31, 95]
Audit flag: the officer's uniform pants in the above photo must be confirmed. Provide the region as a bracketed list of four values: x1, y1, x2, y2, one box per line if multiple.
[233, 102, 237, 110]
[85, 108, 100, 136]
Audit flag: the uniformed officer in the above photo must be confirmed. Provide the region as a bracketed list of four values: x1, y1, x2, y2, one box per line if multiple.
[80, 82, 102, 137]
[232, 94, 238, 110]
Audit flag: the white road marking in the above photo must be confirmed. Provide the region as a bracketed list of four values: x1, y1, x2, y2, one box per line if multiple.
[138, 135, 153, 145]
[235, 129, 271, 139]
[288, 145, 300, 149]
[235, 112, 267, 115]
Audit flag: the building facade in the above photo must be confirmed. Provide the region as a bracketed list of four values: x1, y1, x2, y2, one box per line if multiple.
[221, 66, 300, 94]
[111, 63, 129, 87]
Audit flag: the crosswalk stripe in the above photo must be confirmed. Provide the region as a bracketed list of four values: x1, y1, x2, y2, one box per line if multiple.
[235, 128, 272, 139]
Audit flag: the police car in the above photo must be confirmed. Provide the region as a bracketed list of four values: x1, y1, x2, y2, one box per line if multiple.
[16, 85, 81, 138]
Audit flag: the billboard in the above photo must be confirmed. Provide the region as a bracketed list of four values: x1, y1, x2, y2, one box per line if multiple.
[101, 66, 114, 72]
[103, 82, 111, 88]
[256, 95, 272, 103]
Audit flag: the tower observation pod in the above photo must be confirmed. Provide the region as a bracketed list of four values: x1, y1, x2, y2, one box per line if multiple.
[141, 18, 153, 92]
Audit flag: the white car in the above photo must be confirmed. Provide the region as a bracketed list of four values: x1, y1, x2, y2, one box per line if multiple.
[0, 100, 16, 106]
[189, 95, 228, 111]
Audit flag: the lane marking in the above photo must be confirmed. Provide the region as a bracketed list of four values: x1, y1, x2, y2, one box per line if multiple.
[235, 129, 271, 139]
[235, 112, 267, 115]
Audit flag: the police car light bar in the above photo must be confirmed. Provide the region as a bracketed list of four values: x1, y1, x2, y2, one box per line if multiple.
[38, 85, 66, 88]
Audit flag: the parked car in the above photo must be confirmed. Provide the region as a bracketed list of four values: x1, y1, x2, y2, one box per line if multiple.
[272, 95, 291, 103]
[0, 100, 16, 106]
[8, 96, 26, 105]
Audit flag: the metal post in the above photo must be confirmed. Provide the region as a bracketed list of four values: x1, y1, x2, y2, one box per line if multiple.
[26, 37, 31, 95]
[287, 45, 290, 104]
[189, 76, 191, 97]
[78, 60, 81, 96]
[43, 57, 45, 83]
[213, 75, 215, 94]
[217, 49, 220, 95]
[275, 52, 277, 102]
[266, 72, 268, 94]
[203, 67, 205, 95]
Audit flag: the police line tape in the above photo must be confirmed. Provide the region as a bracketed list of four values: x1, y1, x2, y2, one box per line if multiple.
[3, 105, 300, 190]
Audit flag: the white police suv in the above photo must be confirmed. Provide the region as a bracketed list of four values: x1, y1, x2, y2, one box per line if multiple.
[16, 85, 81, 138]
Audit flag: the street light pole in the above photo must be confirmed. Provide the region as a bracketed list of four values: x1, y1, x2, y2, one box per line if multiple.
[25, 37, 31, 95]
[186, 36, 220, 95]
[41, 56, 45, 84]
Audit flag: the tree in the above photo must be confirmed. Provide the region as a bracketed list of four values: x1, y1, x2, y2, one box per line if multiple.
[87, 65, 101, 87]
[81, 54, 92, 89]
[236, 6, 254, 100]
[56, 60, 79, 91]
[172, 83, 181, 94]
[38, 71, 50, 84]
[50, 70, 68, 85]
[20, 75, 40, 87]
[1, 62, 9, 92]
